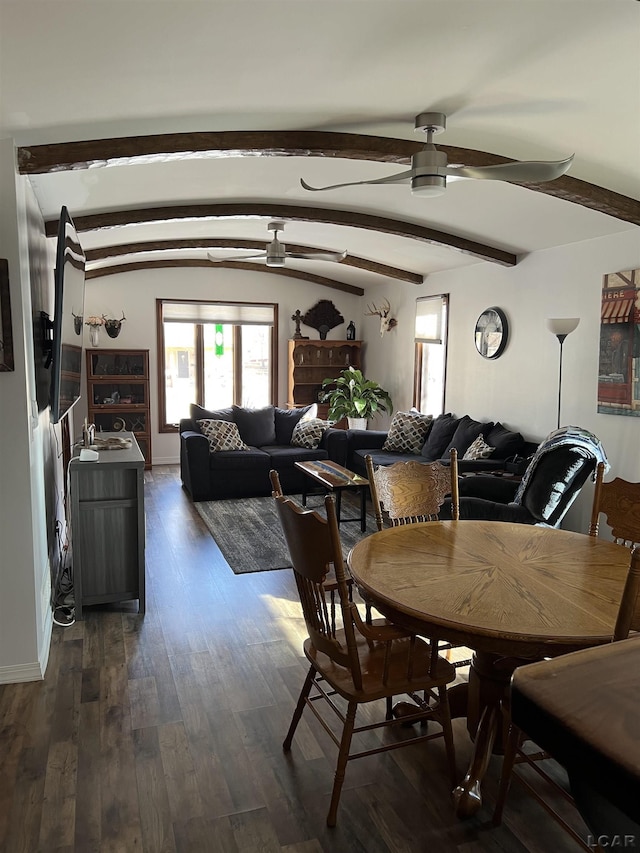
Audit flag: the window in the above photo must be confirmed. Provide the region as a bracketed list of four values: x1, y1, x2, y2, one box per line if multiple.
[413, 295, 448, 416]
[157, 299, 278, 430]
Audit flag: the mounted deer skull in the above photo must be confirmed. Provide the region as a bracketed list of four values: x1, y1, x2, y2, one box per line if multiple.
[365, 298, 397, 337]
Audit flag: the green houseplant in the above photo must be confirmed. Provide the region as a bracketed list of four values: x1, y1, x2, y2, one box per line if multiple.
[320, 367, 393, 428]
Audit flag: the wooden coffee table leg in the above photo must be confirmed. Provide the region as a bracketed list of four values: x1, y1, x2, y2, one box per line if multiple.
[360, 486, 367, 531]
[335, 489, 342, 525]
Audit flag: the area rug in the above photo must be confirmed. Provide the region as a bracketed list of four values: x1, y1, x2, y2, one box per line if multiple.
[194, 494, 374, 574]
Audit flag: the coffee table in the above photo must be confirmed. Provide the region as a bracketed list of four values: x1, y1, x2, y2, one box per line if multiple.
[295, 460, 369, 531]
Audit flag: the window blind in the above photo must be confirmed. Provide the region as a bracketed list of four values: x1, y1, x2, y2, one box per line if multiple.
[162, 301, 275, 326]
[415, 295, 445, 343]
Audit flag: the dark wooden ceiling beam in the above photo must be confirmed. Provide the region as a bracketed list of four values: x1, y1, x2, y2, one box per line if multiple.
[85, 238, 424, 284]
[85, 258, 365, 296]
[19, 130, 640, 225]
[47, 203, 517, 266]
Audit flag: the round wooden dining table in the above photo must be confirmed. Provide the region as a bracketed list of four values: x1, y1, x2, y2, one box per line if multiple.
[346, 520, 631, 818]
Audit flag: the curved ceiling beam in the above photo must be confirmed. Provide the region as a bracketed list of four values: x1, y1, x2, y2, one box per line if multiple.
[46, 203, 517, 266]
[18, 130, 640, 225]
[85, 258, 365, 296]
[85, 239, 424, 284]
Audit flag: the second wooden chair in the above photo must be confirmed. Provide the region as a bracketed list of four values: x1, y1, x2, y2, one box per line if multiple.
[365, 449, 469, 670]
[365, 448, 460, 529]
[272, 484, 458, 827]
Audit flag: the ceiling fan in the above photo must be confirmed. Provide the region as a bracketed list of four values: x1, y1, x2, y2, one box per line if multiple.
[300, 112, 574, 198]
[207, 221, 347, 268]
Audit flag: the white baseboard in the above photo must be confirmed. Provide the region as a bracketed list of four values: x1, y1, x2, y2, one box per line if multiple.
[149, 457, 180, 466]
[0, 603, 52, 685]
[0, 660, 45, 684]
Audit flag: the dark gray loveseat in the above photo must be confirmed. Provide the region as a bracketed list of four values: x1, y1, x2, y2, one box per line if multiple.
[180, 403, 348, 501]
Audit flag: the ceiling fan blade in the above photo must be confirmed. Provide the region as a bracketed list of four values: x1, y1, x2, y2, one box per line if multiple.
[445, 155, 574, 184]
[207, 251, 267, 263]
[300, 169, 414, 192]
[286, 251, 347, 262]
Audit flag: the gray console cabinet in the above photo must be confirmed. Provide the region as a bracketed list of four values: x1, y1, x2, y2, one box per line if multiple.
[69, 432, 145, 619]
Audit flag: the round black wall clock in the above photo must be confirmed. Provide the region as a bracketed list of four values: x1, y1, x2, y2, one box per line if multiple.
[475, 307, 509, 359]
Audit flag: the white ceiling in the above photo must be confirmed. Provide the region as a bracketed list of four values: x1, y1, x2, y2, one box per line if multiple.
[1, 0, 639, 291]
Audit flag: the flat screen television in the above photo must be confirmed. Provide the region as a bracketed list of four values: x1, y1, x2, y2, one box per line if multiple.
[46, 206, 86, 424]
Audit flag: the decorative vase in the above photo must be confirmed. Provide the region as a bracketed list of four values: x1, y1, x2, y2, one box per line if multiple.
[89, 325, 101, 347]
[347, 417, 368, 430]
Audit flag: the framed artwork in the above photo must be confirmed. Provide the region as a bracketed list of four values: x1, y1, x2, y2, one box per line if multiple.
[597, 268, 640, 417]
[475, 307, 508, 359]
[0, 259, 15, 372]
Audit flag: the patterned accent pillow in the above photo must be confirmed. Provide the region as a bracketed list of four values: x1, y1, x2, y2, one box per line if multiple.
[383, 411, 433, 454]
[197, 419, 248, 452]
[463, 435, 495, 461]
[291, 418, 327, 449]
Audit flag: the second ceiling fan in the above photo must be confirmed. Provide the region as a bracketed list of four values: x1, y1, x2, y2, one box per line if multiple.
[207, 221, 347, 268]
[300, 112, 574, 198]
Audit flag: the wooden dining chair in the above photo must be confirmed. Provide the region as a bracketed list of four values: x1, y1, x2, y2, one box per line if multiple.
[270, 469, 355, 601]
[272, 485, 458, 827]
[493, 545, 640, 850]
[366, 448, 460, 530]
[589, 461, 640, 547]
[364, 450, 470, 668]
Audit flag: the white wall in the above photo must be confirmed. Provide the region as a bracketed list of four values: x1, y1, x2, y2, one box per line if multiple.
[363, 227, 640, 534]
[0, 140, 54, 683]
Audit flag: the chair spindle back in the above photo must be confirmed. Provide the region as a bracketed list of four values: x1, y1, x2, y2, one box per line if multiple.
[272, 488, 364, 689]
[613, 544, 640, 640]
[589, 462, 640, 547]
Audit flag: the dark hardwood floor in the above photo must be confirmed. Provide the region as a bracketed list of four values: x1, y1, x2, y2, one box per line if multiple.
[0, 465, 591, 852]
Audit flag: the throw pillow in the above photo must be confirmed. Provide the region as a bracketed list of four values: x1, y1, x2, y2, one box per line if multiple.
[421, 414, 460, 461]
[485, 422, 525, 458]
[383, 411, 433, 454]
[232, 405, 276, 447]
[463, 435, 495, 461]
[197, 419, 248, 452]
[442, 415, 494, 458]
[290, 418, 327, 449]
[274, 404, 316, 445]
[190, 403, 234, 423]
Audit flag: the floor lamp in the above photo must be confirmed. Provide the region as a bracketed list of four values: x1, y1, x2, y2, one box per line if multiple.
[547, 318, 580, 429]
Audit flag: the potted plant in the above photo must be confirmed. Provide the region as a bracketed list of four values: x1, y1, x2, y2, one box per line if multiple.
[320, 367, 393, 429]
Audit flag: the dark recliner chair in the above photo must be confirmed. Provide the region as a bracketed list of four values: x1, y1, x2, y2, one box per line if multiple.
[454, 426, 609, 528]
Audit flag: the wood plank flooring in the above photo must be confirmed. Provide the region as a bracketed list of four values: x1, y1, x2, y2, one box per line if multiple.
[0, 465, 592, 852]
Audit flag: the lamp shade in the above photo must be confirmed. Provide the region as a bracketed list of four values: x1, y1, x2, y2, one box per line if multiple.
[546, 318, 580, 337]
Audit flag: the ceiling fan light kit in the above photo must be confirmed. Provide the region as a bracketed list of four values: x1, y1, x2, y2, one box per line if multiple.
[300, 111, 574, 195]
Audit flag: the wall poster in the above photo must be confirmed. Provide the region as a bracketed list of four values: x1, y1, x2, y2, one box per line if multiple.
[597, 268, 640, 416]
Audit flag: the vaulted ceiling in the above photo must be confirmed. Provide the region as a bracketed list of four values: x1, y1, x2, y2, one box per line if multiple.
[1, 0, 639, 295]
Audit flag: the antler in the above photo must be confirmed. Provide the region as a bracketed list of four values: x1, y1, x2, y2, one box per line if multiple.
[365, 298, 391, 317]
